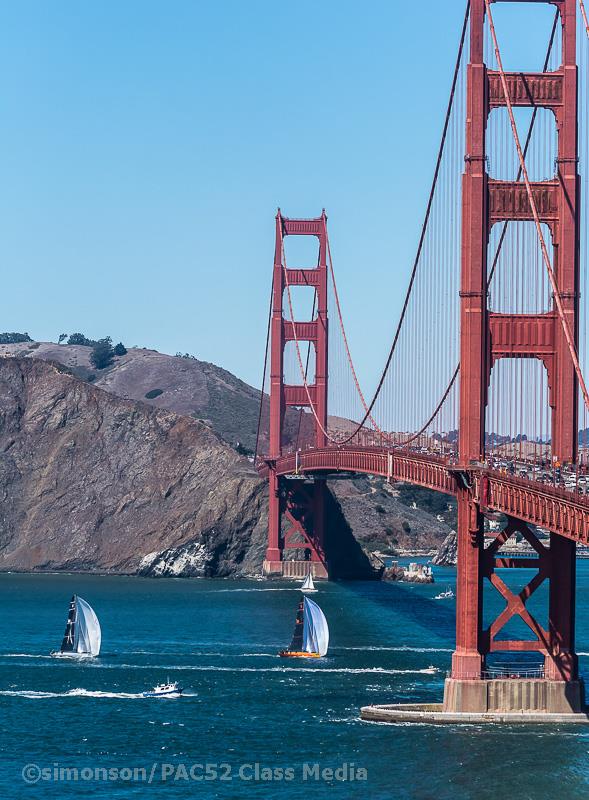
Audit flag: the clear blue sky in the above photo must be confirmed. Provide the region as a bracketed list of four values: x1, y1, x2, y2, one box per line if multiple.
[0, 2, 559, 390]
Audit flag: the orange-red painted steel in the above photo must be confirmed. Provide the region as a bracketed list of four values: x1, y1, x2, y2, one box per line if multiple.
[261, 0, 584, 685]
[457, 0, 580, 681]
[266, 212, 329, 571]
[261, 448, 589, 545]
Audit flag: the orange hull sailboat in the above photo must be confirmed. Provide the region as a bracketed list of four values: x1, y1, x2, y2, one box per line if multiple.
[279, 596, 329, 658]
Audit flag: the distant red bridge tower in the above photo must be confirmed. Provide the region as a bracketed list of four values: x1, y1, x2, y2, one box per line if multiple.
[263, 211, 329, 579]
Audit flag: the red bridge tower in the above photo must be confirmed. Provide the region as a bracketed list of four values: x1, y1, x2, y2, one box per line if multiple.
[263, 211, 329, 579]
[446, 0, 584, 713]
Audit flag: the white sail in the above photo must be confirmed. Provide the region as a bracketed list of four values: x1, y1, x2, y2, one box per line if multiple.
[301, 573, 315, 592]
[74, 596, 101, 656]
[302, 596, 329, 656]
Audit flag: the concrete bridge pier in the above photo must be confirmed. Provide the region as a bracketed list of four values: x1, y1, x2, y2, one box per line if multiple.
[263, 471, 328, 579]
[447, 488, 585, 715]
[442, 676, 585, 715]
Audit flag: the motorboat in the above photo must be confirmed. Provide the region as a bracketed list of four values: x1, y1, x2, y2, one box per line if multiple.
[142, 680, 183, 697]
[434, 587, 455, 600]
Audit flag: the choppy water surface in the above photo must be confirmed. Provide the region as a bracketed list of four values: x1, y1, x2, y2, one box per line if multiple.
[1, 566, 589, 799]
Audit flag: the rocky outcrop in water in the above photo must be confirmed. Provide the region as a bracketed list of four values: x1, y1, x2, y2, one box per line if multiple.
[432, 531, 458, 566]
[382, 563, 434, 583]
[138, 541, 211, 577]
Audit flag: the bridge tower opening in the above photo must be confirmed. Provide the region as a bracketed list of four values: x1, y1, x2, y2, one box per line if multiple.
[262, 211, 329, 579]
[447, 0, 584, 713]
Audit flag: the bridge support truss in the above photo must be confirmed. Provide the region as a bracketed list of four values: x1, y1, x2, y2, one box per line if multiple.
[263, 211, 329, 579]
[447, 0, 584, 713]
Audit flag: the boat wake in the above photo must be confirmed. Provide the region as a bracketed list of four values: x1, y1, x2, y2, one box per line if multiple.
[215, 588, 299, 593]
[3, 653, 54, 659]
[2, 652, 100, 661]
[335, 646, 452, 653]
[242, 653, 275, 657]
[50, 661, 442, 675]
[106, 665, 441, 675]
[0, 688, 145, 699]
[50, 652, 96, 660]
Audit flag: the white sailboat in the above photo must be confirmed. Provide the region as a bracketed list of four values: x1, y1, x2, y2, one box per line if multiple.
[52, 595, 101, 658]
[301, 572, 317, 593]
[279, 596, 329, 658]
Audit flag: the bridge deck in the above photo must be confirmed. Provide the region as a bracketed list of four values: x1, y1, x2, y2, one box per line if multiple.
[259, 447, 589, 545]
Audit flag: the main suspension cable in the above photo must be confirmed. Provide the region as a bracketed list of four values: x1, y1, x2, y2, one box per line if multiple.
[273, 0, 562, 454]
[376, 3, 559, 452]
[326, 233, 381, 431]
[254, 271, 274, 463]
[314, 0, 471, 445]
[580, 0, 589, 39]
[355, 0, 470, 429]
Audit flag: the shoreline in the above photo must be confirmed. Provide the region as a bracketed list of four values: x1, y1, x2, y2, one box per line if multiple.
[0, 569, 404, 582]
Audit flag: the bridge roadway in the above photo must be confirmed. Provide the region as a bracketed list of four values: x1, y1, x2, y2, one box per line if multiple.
[259, 447, 589, 545]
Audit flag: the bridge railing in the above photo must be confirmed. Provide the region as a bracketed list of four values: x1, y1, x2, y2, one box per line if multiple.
[448, 667, 545, 680]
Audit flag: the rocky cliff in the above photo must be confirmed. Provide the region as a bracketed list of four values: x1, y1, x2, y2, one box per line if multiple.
[0, 359, 268, 576]
[0, 342, 264, 453]
[431, 531, 458, 566]
[0, 344, 455, 577]
[329, 476, 454, 554]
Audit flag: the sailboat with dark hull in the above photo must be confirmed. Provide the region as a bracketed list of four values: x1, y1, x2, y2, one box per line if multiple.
[51, 595, 101, 658]
[279, 596, 329, 658]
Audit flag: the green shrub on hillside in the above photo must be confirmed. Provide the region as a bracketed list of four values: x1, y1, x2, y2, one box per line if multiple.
[68, 333, 95, 346]
[0, 332, 32, 344]
[90, 338, 115, 370]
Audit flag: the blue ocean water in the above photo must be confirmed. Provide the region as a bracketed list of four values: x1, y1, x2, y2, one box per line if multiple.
[1, 566, 589, 799]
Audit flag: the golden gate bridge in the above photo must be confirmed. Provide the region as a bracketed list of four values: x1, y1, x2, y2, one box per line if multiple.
[255, 0, 589, 715]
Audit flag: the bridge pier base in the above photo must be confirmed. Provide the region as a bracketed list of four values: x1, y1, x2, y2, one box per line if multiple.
[448, 491, 585, 713]
[442, 677, 585, 715]
[263, 474, 329, 579]
[262, 560, 328, 580]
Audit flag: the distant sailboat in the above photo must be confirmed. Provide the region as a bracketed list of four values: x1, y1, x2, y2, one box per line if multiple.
[52, 595, 101, 657]
[301, 572, 317, 593]
[279, 596, 329, 658]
